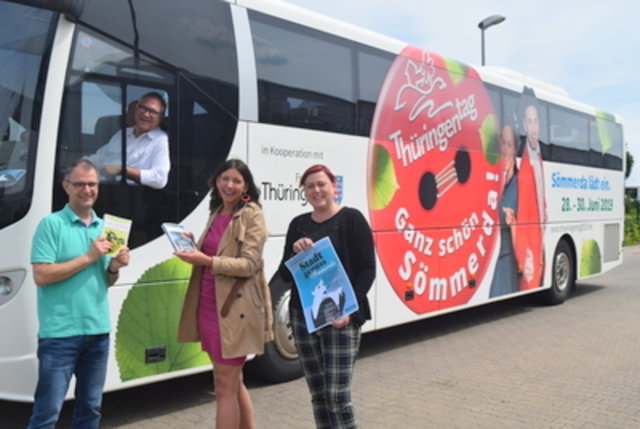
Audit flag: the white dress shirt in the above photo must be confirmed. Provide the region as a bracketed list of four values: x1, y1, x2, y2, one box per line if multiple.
[87, 126, 170, 189]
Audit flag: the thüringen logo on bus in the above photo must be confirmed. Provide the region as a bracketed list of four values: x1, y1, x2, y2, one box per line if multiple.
[334, 175, 343, 204]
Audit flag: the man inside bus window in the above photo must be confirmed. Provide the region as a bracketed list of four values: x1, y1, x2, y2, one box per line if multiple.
[86, 92, 170, 190]
[27, 159, 129, 429]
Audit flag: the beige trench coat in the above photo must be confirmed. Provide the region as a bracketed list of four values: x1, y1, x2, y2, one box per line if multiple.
[177, 202, 273, 359]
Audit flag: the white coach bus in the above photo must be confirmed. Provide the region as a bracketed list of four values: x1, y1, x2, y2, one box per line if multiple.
[0, 0, 624, 401]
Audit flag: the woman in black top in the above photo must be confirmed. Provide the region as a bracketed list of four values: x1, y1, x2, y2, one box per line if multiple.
[278, 164, 375, 429]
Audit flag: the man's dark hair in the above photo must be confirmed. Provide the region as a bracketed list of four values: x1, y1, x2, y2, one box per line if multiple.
[139, 91, 167, 114]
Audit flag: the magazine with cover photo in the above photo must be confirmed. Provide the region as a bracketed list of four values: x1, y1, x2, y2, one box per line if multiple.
[101, 214, 132, 256]
[284, 237, 358, 333]
[161, 222, 197, 252]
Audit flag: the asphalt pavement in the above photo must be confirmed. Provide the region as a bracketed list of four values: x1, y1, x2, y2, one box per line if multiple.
[2, 246, 639, 428]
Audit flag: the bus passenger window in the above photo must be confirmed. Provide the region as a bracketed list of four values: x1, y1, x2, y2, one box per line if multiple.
[250, 11, 357, 134]
[356, 49, 394, 136]
[549, 106, 589, 166]
[594, 118, 624, 171]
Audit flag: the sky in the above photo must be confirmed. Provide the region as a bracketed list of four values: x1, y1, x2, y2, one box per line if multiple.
[280, 0, 640, 186]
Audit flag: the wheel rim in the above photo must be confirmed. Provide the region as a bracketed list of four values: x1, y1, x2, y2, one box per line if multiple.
[272, 289, 297, 360]
[554, 252, 571, 292]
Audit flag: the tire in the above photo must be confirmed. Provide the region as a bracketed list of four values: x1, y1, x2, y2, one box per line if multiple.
[543, 240, 574, 305]
[245, 276, 302, 382]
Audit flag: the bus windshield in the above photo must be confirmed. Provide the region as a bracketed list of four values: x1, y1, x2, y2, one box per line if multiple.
[0, 1, 55, 229]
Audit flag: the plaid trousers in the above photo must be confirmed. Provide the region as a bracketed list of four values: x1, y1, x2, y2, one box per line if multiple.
[290, 305, 362, 429]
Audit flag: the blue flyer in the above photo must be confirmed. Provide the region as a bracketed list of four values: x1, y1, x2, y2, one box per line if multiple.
[285, 237, 358, 333]
[0, 169, 26, 187]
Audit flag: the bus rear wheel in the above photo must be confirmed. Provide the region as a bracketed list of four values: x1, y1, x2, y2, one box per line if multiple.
[245, 277, 302, 382]
[543, 240, 574, 305]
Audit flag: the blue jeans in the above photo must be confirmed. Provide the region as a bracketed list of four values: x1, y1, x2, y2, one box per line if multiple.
[27, 334, 109, 429]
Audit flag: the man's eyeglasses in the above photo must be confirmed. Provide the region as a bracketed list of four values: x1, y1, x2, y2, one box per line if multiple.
[67, 181, 98, 189]
[137, 104, 162, 116]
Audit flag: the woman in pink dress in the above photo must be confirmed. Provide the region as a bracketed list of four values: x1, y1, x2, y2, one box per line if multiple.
[176, 159, 273, 429]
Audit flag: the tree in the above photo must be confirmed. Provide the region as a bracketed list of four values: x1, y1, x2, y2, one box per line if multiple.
[626, 151, 634, 180]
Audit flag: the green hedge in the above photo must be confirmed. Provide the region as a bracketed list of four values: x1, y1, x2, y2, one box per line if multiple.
[625, 196, 640, 246]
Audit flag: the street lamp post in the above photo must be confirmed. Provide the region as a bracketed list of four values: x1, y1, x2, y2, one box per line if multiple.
[478, 15, 506, 66]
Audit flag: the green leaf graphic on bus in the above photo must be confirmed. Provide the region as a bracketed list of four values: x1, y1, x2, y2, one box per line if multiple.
[595, 110, 615, 154]
[479, 113, 500, 165]
[443, 57, 467, 86]
[370, 144, 399, 210]
[115, 258, 210, 382]
[579, 239, 602, 277]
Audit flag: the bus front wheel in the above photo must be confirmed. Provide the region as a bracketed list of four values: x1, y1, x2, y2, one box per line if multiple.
[544, 240, 575, 305]
[245, 277, 302, 382]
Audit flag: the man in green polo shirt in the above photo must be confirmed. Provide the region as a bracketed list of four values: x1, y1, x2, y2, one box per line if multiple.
[27, 159, 129, 429]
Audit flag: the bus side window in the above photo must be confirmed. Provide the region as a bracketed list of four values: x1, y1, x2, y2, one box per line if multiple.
[356, 49, 394, 136]
[549, 106, 589, 166]
[250, 11, 357, 135]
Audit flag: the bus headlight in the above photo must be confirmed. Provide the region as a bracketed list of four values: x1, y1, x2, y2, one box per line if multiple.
[0, 270, 26, 307]
[0, 276, 12, 295]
